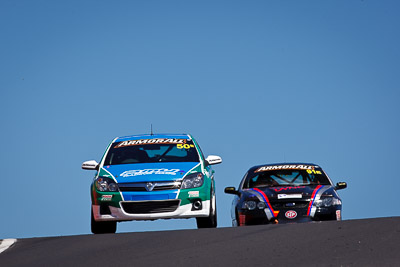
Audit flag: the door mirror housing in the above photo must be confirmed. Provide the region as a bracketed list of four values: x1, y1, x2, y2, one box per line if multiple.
[205, 155, 222, 166]
[82, 160, 99, 170]
[224, 187, 240, 196]
[335, 182, 347, 190]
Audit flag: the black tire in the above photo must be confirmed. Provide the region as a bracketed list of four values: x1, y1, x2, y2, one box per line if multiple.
[196, 188, 217, 228]
[91, 209, 117, 234]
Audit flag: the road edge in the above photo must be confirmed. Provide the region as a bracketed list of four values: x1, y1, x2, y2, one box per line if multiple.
[0, 239, 17, 254]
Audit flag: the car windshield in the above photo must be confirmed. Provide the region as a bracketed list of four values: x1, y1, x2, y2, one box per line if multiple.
[243, 167, 331, 189]
[103, 140, 200, 165]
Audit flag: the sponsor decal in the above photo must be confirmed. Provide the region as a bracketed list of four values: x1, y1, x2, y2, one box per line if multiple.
[336, 210, 341, 221]
[278, 194, 302, 199]
[120, 169, 181, 177]
[115, 138, 186, 148]
[82, 163, 95, 168]
[271, 186, 306, 192]
[101, 195, 113, 201]
[255, 165, 319, 173]
[188, 191, 200, 197]
[285, 210, 297, 219]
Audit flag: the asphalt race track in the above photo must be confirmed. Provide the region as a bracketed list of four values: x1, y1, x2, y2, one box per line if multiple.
[1, 217, 399, 267]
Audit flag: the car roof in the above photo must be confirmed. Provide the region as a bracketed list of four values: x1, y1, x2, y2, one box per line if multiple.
[113, 133, 192, 143]
[248, 162, 321, 172]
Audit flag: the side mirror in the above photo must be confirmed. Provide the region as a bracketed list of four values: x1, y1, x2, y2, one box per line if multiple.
[225, 187, 240, 196]
[335, 182, 347, 190]
[205, 155, 222, 166]
[82, 160, 99, 170]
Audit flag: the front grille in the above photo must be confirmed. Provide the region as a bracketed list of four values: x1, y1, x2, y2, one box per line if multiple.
[153, 185, 178, 191]
[270, 201, 309, 209]
[119, 186, 147, 192]
[118, 181, 181, 192]
[121, 200, 180, 214]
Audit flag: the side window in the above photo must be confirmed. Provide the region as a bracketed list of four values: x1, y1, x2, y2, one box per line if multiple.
[193, 140, 205, 160]
[240, 172, 249, 189]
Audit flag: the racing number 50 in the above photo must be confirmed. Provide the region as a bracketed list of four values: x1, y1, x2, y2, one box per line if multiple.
[177, 144, 194, 149]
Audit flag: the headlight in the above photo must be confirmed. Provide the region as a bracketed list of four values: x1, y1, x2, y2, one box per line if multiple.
[314, 197, 341, 207]
[243, 201, 257, 210]
[242, 201, 266, 210]
[95, 177, 119, 192]
[257, 202, 266, 209]
[181, 172, 204, 189]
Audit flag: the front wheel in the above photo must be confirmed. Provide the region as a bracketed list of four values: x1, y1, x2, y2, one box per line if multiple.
[91, 209, 117, 234]
[196, 188, 217, 228]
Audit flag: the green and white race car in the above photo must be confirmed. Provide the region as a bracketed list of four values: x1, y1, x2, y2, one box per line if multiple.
[82, 134, 222, 234]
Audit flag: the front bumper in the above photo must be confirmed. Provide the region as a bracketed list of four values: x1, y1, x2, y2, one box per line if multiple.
[93, 200, 211, 222]
[237, 206, 340, 226]
[91, 178, 213, 222]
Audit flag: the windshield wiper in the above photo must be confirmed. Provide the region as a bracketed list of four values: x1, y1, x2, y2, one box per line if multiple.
[155, 146, 174, 162]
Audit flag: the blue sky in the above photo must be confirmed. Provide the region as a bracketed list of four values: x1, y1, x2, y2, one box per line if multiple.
[1, 0, 399, 238]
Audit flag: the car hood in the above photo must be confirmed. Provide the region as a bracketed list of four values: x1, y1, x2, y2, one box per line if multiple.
[100, 162, 201, 183]
[242, 185, 335, 200]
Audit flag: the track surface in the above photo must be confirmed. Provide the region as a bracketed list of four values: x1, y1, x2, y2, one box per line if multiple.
[1, 217, 399, 266]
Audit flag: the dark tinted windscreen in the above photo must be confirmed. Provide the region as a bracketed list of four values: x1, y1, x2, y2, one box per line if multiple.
[103, 140, 200, 165]
[243, 167, 331, 189]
